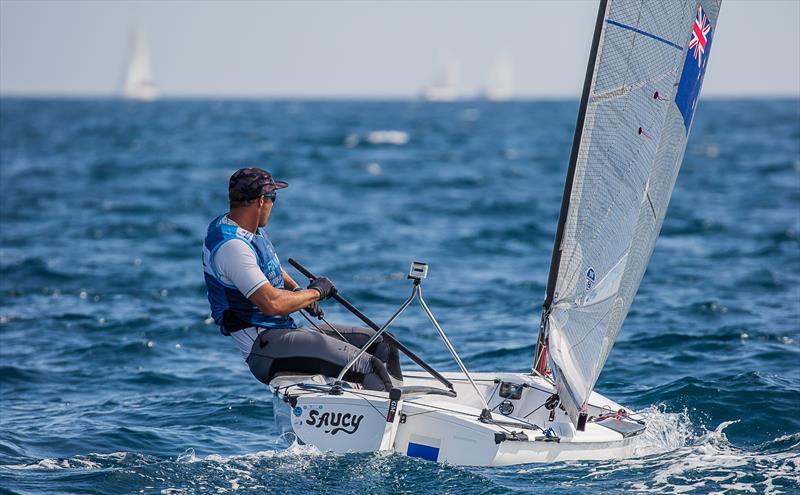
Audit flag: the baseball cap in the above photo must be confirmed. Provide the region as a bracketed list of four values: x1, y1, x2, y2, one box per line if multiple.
[228, 167, 288, 202]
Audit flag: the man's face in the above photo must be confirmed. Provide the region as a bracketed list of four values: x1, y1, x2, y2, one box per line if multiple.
[258, 196, 274, 227]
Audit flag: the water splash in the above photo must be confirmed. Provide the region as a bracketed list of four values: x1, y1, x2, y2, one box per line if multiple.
[632, 405, 694, 457]
[625, 422, 799, 494]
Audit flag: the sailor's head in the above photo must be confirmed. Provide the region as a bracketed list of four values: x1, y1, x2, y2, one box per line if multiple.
[228, 167, 288, 227]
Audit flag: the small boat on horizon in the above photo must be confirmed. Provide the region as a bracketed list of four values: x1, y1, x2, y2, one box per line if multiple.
[480, 54, 514, 101]
[420, 60, 460, 102]
[121, 26, 158, 101]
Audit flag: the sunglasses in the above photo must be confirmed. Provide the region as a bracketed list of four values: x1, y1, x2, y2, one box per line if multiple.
[263, 194, 277, 203]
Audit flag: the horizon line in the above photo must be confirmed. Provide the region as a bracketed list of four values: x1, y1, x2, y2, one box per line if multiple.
[2, 92, 798, 101]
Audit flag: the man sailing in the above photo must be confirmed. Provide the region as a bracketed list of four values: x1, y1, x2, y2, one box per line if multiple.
[202, 167, 401, 391]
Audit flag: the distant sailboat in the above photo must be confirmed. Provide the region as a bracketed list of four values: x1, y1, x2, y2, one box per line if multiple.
[481, 55, 514, 101]
[420, 61, 460, 102]
[122, 27, 158, 101]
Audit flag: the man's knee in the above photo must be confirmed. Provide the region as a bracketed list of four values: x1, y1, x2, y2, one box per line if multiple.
[362, 356, 392, 392]
[247, 353, 273, 385]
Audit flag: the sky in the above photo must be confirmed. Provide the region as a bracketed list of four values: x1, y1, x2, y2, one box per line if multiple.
[1, 0, 799, 98]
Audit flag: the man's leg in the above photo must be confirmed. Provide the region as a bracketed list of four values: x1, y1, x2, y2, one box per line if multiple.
[247, 327, 393, 391]
[314, 323, 402, 381]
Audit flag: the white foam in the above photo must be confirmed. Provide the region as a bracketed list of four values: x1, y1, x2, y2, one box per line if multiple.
[175, 441, 329, 467]
[3, 455, 102, 470]
[0, 451, 138, 472]
[770, 432, 800, 445]
[626, 420, 800, 494]
[569, 409, 799, 494]
[365, 130, 409, 145]
[162, 442, 334, 493]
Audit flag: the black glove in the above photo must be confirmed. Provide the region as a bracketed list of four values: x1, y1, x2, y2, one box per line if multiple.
[307, 276, 337, 300]
[294, 287, 324, 319]
[307, 302, 324, 319]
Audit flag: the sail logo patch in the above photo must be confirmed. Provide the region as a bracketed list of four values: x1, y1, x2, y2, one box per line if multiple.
[676, 5, 714, 132]
[585, 267, 596, 291]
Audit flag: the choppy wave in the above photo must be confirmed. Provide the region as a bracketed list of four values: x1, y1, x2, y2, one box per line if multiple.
[624, 422, 799, 494]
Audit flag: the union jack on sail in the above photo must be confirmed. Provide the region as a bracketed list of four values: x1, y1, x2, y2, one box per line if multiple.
[688, 6, 711, 68]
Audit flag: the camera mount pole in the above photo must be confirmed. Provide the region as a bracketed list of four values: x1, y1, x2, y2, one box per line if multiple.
[287, 258, 454, 392]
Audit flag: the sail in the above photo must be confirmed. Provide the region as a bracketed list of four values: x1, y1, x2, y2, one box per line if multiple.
[537, 0, 722, 425]
[421, 60, 460, 101]
[122, 28, 158, 101]
[483, 55, 514, 101]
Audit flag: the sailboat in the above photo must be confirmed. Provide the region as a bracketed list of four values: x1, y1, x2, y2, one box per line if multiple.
[271, 0, 721, 466]
[122, 27, 158, 101]
[420, 61, 460, 101]
[481, 55, 514, 101]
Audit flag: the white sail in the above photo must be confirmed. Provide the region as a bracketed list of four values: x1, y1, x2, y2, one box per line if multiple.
[122, 28, 158, 101]
[538, 0, 722, 425]
[482, 55, 514, 101]
[421, 61, 460, 101]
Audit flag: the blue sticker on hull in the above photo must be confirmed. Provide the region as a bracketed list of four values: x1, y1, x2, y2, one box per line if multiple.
[407, 442, 440, 462]
[676, 5, 714, 132]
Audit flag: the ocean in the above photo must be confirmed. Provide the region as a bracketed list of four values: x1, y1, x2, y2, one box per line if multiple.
[0, 98, 798, 494]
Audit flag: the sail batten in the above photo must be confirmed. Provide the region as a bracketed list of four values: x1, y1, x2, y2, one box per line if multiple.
[535, 0, 722, 425]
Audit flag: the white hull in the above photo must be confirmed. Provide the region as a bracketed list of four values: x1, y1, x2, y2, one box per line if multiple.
[270, 371, 645, 466]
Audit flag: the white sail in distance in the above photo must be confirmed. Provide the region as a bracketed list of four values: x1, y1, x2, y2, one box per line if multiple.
[536, 0, 722, 426]
[122, 27, 158, 101]
[482, 55, 514, 101]
[421, 60, 460, 101]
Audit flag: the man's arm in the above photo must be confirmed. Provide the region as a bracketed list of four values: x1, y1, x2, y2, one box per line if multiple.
[214, 240, 322, 316]
[282, 269, 301, 291]
[248, 283, 320, 316]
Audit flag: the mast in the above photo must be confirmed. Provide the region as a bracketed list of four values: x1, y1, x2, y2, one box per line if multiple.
[533, 0, 608, 373]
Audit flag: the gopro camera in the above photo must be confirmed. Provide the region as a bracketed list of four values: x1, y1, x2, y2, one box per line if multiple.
[408, 261, 428, 281]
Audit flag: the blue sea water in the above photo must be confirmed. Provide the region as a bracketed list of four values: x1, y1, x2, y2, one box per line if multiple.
[0, 98, 798, 494]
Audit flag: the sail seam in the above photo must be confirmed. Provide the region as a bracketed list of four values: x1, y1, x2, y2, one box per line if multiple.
[606, 19, 683, 51]
[567, 304, 616, 351]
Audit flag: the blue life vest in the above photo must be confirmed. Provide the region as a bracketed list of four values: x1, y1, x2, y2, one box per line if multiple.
[203, 214, 295, 334]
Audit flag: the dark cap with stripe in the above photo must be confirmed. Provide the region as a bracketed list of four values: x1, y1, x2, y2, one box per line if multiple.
[228, 167, 288, 202]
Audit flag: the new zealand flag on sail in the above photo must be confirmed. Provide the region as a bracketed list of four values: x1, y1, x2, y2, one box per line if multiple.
[675, 5, 714, 133]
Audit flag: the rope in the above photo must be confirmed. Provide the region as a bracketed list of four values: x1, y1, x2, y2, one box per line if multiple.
[298, 310, 348, 342]
[522, 401, 547, 420]
[319, 314, 348, 342]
